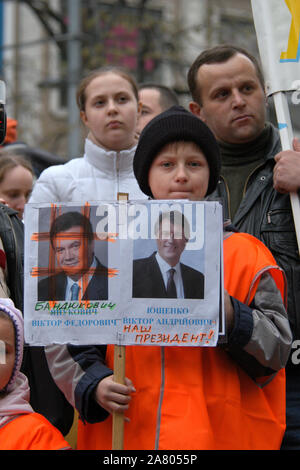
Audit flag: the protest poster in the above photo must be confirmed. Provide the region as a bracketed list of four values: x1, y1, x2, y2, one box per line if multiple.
[24, 199, 224, 348]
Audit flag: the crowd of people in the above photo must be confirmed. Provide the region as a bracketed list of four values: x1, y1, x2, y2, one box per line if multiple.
[0, 43, 300, 451]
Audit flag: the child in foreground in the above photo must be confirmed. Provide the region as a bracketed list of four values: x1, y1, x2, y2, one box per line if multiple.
[0, 298, 71, 450]
[72, 106, 291, 450]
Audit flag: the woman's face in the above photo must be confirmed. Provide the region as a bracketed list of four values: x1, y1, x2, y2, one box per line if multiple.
[0, 316, 15, 391]
[80, 72, 141, 151]
[0, 165, 33, 219]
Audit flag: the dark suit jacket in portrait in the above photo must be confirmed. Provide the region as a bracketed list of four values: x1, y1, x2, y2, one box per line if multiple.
[132, 252, 204, 299]
[38, 258, 108, 301]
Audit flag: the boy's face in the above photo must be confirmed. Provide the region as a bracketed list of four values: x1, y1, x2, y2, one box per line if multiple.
[0, 316, 15, 391]
[148, 141, 209, 200]
[136, 88, 163, 134]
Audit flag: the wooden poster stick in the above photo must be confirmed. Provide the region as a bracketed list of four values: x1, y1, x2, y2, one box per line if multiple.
[112, 192, 128, 450]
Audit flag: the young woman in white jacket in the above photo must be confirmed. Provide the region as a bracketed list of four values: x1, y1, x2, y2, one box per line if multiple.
[30, 66, 146, 203]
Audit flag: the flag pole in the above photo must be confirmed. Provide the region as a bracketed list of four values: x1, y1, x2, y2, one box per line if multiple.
[250, 0, 300, 254]
[272, 91, 300, 253]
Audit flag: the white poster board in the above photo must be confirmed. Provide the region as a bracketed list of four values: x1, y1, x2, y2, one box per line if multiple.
[24, 200, 224, 347]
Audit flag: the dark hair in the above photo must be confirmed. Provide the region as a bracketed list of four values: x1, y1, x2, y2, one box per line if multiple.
[50, 211, 94, 247]
[139, 83, 179, 110]
[76, 65, 139, 112]
[187, 44, 265, 104]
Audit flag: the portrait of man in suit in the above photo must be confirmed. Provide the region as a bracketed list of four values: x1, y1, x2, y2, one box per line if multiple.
[132, 210, 204, 299]
[38, 211, 108, 301]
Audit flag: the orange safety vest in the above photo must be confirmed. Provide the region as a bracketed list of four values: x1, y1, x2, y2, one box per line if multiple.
[77, 232, 287, 450]
[0, 413, 71, 450]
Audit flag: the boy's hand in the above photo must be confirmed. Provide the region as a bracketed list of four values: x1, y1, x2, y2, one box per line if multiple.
[94, 375, 136, 418]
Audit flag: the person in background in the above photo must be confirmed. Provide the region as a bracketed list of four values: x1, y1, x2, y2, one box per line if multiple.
[0, 298, 71, 450]
[136, 83, 179, 134]
[0, 118, 17, 147]
[187, 44, 300, 450]
[0, 118, 66, 178]
[30, 65, 146, 204]
[0, 93, 74, 443]
[69, 106, 291, 450]
[0, 130, 74, 443]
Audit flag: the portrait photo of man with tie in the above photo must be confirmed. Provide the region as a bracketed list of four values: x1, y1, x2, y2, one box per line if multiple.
[37, 210, 108, 301]
[132, 210, 205, 299]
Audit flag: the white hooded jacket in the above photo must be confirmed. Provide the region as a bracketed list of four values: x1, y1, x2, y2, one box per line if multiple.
[29, 138, 147, 204]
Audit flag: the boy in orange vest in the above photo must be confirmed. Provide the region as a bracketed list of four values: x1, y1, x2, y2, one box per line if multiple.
[0, 298, 71, 450]
[73, 105, 292, 450]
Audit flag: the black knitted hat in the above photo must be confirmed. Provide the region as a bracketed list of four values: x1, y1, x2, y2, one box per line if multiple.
[133, 105, 221, 198]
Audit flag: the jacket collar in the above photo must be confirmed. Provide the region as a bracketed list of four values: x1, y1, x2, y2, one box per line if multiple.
[232, 124, 280, 227]
[210, 123, 281, 226]
[84, 138, 137, 174]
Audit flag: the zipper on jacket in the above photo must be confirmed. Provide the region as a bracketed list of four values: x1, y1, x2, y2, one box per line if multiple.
[267, 212, 271, 224]
[219, 176, 232, 221]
